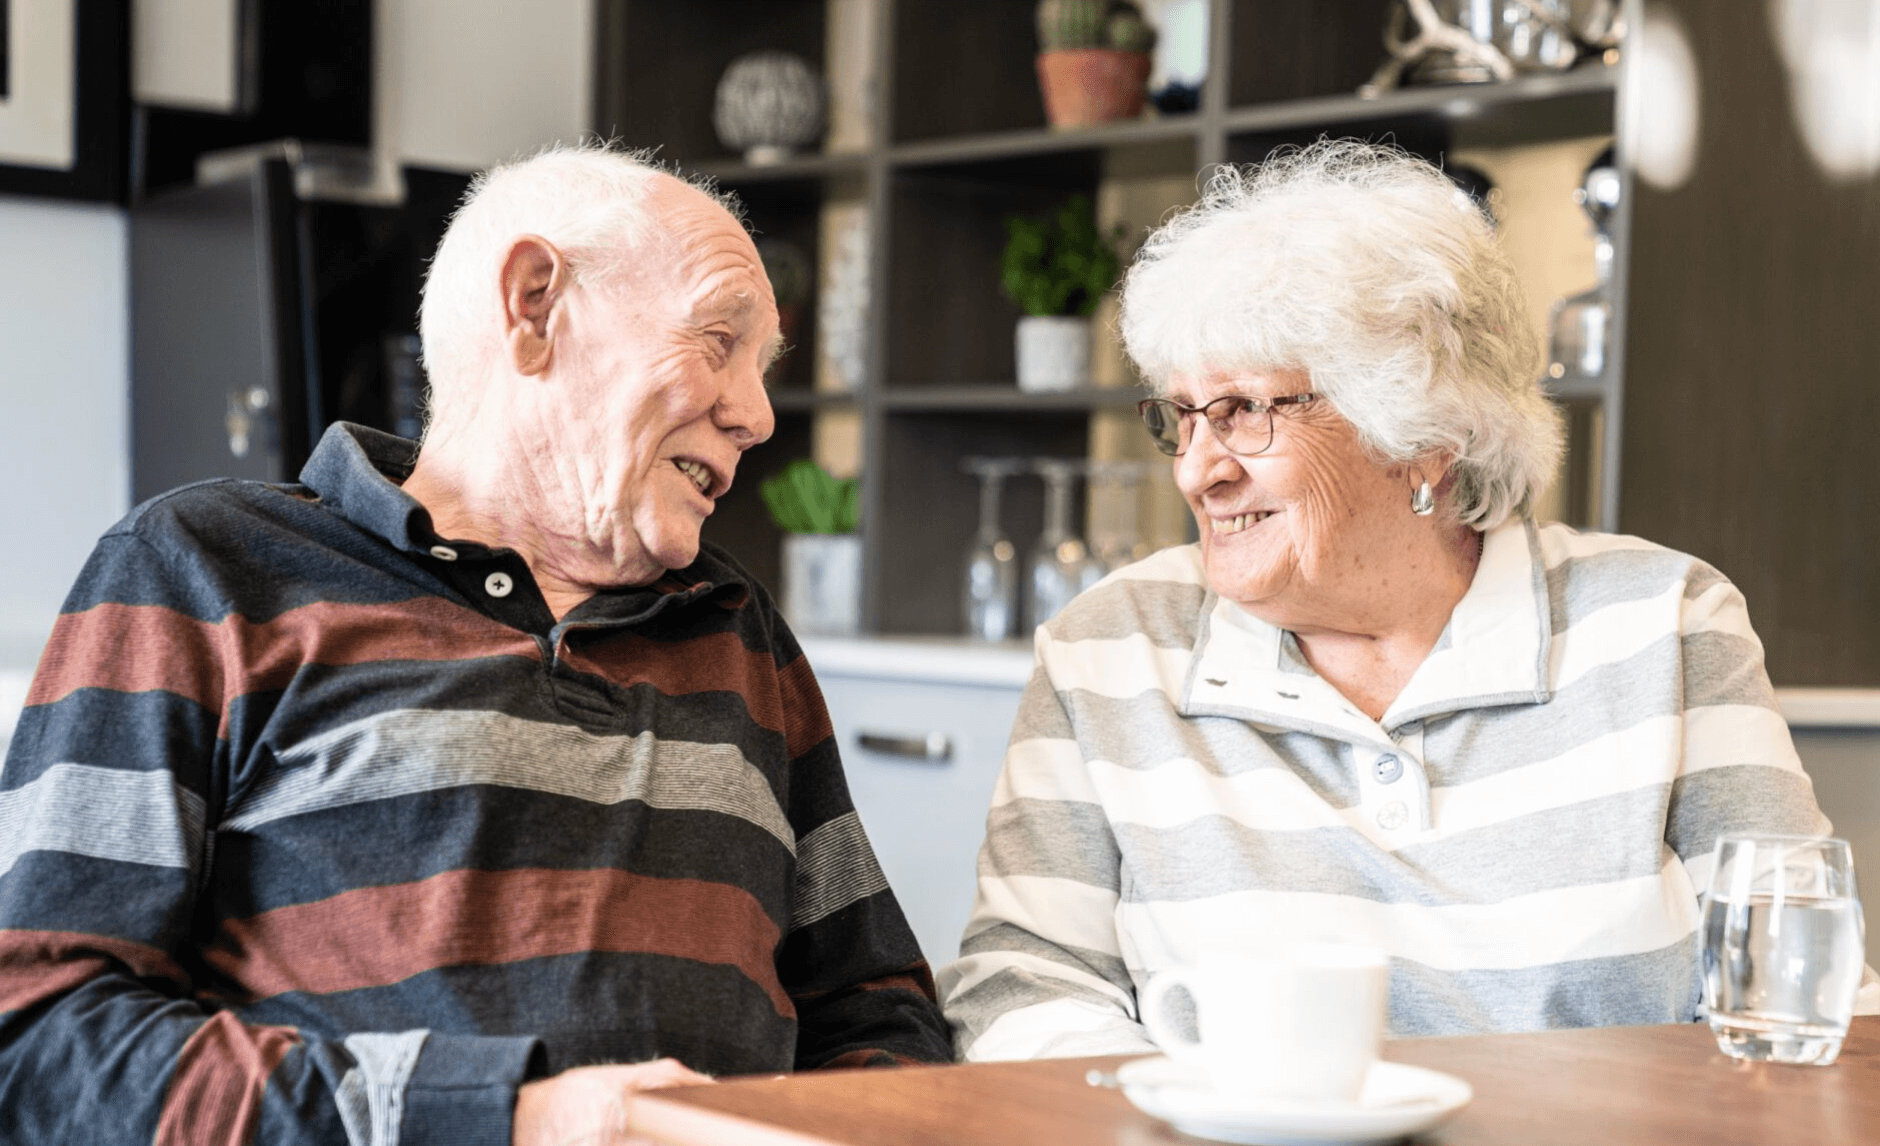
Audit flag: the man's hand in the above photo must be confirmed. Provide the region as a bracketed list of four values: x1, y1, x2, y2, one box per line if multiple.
[513, 1059, 715, 1146]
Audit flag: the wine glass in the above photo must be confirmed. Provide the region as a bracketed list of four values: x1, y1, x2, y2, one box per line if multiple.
[1086, 459, 1154, 574]
[961, 456, 1022, 641]
[1028, 458, 1104, 629]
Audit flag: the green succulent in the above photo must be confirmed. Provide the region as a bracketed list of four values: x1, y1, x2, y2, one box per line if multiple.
[761, 459, 859, 534]
[1000, 194, 1125, 318]
[1035, 0, 1158, 53]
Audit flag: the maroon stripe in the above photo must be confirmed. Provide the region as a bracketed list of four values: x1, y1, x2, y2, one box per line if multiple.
[561, 631, 831, 755]
[203, 868, 791, 1016]
[0, 929, 190, 1014]
[28, 599, 542, 737]
[154, 1012, 300, 1146]
[777, 655, 834, 761]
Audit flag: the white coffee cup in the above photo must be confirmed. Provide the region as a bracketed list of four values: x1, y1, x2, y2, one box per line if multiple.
[1138, 940, 1388, 1103]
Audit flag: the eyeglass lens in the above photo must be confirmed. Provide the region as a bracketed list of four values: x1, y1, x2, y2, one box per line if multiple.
[1139, 396, 1274, 457]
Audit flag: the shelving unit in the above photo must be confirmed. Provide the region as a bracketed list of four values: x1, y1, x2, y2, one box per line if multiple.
[593, 0, 1627, 637]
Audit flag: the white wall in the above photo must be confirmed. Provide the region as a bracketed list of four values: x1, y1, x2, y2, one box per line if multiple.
[375, 0, 593, 175]
[0, 197, 129, 678]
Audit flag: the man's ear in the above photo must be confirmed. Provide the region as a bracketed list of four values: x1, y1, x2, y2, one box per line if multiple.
[500, 235, 567, 376]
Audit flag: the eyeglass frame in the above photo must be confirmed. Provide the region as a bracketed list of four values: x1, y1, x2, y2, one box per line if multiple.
[1135, 392, 1319, 457]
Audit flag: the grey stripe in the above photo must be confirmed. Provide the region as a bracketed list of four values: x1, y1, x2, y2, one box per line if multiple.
[980, 798, 1119, 888]
[1013, 669, 1077, 741]
[1388, 938, 1700, 1035]
[1543, 546, 1703, 634]
[1418, 631, 1779, 788]
[1045, 578, 1209, 647]
[335, 1031, 427, 1146]
[1037, 785, 1671, 906]
[959, 921, 1133, 989]
[1055, 688, 1360, 802]
[222, 708, 794, 850]
[1666, 765, 1827, 862]
[0, 762, 205, 878]
[946, 961, 1135, 1052]
[791, 811, 890, 930]
[1682, 629, 1780, 711]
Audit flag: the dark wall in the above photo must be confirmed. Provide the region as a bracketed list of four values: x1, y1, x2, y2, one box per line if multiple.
[1620, 4, 1880, 687]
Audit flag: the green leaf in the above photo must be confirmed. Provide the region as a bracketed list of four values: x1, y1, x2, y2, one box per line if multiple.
[999, 193, 1124, 318]
[762, 458, 858, 534]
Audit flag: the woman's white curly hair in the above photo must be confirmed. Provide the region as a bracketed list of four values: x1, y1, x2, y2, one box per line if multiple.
[1118, 139, 1563, 528]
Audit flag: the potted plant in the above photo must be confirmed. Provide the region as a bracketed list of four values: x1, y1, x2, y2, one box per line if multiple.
[761, 459, 862, 636]
[1034, 0, 1159, 128]
[1001, 193, 1124, 392]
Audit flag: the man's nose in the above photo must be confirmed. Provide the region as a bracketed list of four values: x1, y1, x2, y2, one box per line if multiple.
[715, 357, 775, 448]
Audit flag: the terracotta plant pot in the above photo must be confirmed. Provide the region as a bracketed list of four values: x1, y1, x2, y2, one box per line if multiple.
[1035, 49, 1152, 128]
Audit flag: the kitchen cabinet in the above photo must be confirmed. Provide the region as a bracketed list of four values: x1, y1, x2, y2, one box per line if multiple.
[804, 637, 1031, 967]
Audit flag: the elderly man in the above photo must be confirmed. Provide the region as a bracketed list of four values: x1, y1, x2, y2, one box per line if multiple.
[0, 145, 950, 1145]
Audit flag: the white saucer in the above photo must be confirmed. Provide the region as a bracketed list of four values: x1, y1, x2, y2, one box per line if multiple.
[1115, 1056, 1472, 1146]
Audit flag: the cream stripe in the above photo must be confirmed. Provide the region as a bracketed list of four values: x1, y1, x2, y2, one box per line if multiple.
[222, 708, 794, 850]
[1549, 584, 1686, 690]
[1118, 866, 1700, 973]
[0, 762, 204, 878]
[966, 874, 1122, 956]
[966, 996, 1148, 1062]
[1036, 632, 1192, 702]
[992, 738, 1103, 808]
[1680, 704, 1805, 775]
[1539, 527, 1662, 565]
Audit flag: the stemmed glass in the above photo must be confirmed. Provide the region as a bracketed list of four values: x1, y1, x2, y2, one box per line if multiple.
[1086, 459, 1153, 574]
[961, 456, 1022, 641]
[1028, 458, 1105, 629]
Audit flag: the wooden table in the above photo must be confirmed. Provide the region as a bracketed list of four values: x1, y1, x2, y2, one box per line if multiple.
[626, 1017, 1880, 1145]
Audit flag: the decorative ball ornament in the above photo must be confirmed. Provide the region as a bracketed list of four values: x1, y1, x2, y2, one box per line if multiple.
[713, 51, 826, 165]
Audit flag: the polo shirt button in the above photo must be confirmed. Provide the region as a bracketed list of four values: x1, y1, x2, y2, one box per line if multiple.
[485, 572, 514, 597]
[1374, 754, 1403, 784]
[430, 545, 458, 561]
[1377, 801, 1408, 831]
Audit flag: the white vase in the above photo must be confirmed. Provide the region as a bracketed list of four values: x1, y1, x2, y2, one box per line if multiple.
[781, 533, 862, 636]
[1014, 315, 1091, 392]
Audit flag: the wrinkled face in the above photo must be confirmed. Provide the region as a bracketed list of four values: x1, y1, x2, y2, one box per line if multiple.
[545, 179, 779, 582]
[1169, 367, 1414, 628]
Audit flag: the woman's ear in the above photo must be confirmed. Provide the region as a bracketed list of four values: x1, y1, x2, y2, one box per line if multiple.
[500, 234, 567, 376]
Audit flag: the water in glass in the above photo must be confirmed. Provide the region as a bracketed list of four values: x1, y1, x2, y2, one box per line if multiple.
[1700, 835, 1865, 1065]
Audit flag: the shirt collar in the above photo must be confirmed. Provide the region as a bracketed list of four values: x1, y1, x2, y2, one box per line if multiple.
[1180, 516, 1552, 738]
[296, 422, 749, 614]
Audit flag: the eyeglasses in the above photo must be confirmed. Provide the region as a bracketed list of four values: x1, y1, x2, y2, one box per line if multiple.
[1136, 392, 1318, 457]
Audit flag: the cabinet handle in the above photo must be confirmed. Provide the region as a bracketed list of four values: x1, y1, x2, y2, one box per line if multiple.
[856, 730, 953, 763]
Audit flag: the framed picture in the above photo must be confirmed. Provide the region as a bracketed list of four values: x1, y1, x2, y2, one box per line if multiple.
[0, 0, 128, 201]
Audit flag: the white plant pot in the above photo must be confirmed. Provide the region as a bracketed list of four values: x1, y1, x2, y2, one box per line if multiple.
[1015, 315, 1091, 392]
[781, 533, 862, 636]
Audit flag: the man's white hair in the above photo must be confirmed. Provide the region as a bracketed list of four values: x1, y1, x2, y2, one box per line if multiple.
[1117, 138, 1563, 529]
[417, 141, 739, 435]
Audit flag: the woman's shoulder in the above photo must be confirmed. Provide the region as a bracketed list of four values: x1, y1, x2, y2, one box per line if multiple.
[1043, 544, 1212, 646]
[1531, 519, 1727, 576]
[1528, 519, 1738, 603]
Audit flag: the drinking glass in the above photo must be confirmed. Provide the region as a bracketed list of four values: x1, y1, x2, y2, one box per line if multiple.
[1085, 459, 1150, 574]
[1028, 459, 1104, 629]
[960, 457, 1022, 641]
[1701, 833, 1866, 1064]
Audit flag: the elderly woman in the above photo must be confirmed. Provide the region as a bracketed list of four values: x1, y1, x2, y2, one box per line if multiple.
[938, 139, 1871, 1058]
